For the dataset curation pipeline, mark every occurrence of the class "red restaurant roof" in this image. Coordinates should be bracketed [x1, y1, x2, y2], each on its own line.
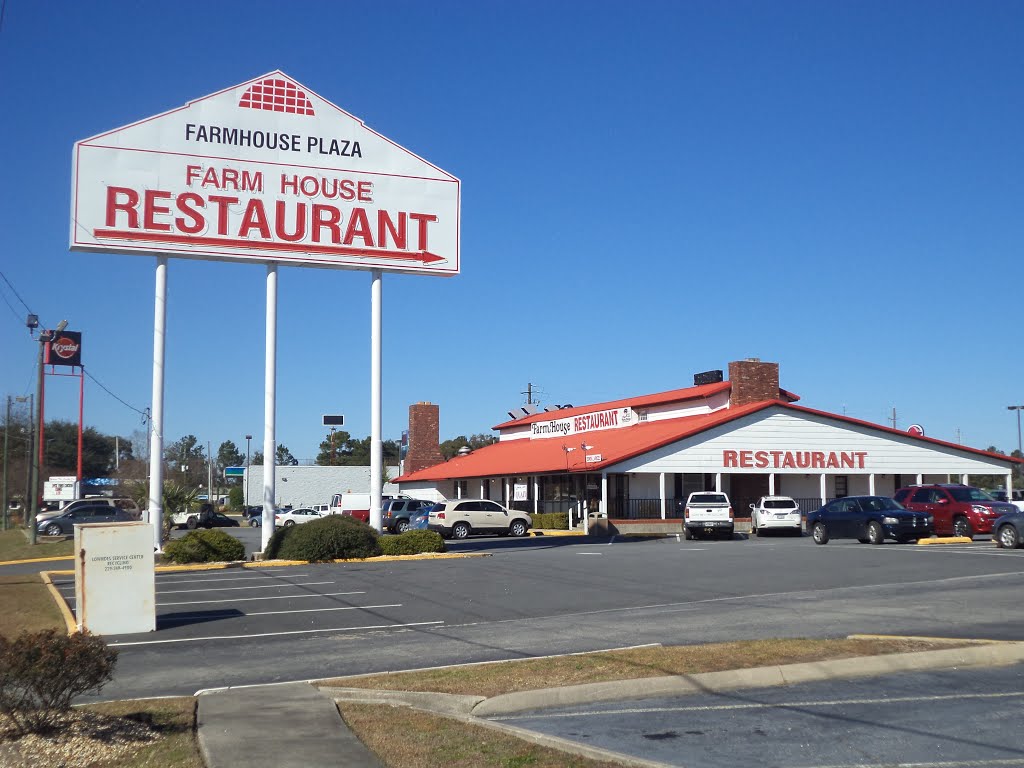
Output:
[397, 400, 1022, 483]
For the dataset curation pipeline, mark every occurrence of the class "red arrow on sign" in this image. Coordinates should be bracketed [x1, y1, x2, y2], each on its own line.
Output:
[92, 229, 445, 264]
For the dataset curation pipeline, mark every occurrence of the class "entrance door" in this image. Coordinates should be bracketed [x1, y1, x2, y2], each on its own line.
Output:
[729, 475, 770, 522]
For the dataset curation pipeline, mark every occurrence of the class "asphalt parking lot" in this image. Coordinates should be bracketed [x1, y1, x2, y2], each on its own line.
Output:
[39, 529, 1024, 701]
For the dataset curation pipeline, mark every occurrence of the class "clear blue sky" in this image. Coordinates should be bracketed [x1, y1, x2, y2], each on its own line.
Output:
[1, 0, 1022, 465]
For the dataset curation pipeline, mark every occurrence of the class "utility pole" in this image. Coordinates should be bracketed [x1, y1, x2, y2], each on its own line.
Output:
[522, 383, 535, 406]
[890, 407, 898, 429]
[2, 397, 10, 531]
[207, 440, 213, 506]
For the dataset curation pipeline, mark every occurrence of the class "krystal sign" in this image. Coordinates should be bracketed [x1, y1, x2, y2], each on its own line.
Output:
[46, 331, 82, 367]
[70, 72, 460, 275]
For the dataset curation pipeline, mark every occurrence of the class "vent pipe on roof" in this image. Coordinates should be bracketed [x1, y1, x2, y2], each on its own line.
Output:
[457, 446, 472, 457]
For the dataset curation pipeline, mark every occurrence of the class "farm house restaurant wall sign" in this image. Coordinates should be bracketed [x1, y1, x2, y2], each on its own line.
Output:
[70, 72, 460, 276]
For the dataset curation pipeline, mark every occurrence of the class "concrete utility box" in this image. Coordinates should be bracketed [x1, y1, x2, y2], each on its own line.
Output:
[74, 522, 155, 635]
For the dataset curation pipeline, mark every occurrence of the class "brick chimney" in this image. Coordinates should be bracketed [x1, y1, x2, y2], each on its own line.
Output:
[405, 402, 444, 474]
[728, 359, 780, 406]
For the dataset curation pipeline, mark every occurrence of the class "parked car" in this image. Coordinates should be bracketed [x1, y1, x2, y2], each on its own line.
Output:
[249, 513, 262, 528]
[199, 511, 240, 529]
[683, 492, 733, 540]
[426, 499, 532, 539]
[992, 510, 1024, 549]
[382, 498, 435, 533]
[808, 496, 932, 545]
[312, 504, 330, 515]
[408, 511, 430, 531]
[894, 484, 1017, 538]
[37, 504, 136, 537]
[242, 506, 263, 521]
[274, 507, 322, 527]
[749, 496, 802, 536]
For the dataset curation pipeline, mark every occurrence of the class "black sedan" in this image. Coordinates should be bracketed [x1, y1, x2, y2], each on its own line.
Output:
[808, 496, 932, 545]
[202, 511, 240, 529]
[993, 511, 1024, 549]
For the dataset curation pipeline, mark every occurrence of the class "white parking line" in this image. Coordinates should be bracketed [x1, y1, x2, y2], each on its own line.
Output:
[158, 590, 365, 606]
[153, 573, 313, 584]
[157, 580, 334, 594]
[158, 603, 402, 623]
[107, 620, 444, 647]
[576, 552, 603, 555]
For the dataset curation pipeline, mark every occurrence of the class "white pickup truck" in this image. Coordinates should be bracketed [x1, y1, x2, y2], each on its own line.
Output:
[683, 491, 734, 540]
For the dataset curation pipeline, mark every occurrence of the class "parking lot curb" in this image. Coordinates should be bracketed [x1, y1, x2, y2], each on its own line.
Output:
[531, 530, 585, 537]
[0, 555, 74, 566]
[468, 641, 1024, 717]
[918, 537, 974, 545]
[39, 571, 77, 634]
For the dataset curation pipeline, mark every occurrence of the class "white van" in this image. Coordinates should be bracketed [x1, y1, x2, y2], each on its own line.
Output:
[312, 504, 330, 516]
[328, 492, 410, 523]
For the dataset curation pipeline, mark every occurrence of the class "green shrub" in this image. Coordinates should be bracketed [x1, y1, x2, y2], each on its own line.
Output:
[530, 512, 569, 530]
[0, 630, 117, 735]
[162, 528, 246, 563]
[228, 486, 244, 510]
[380, 530, 446, 556]
[267, 515, 381, 562]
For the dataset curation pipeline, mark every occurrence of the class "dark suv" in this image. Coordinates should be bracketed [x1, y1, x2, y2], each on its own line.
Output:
[894, 484, 1017, 538]
[382, 499, 435, 533]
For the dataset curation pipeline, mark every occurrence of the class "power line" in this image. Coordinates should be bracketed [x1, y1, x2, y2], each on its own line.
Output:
[82, 367, 146, 418]
[0, 269, 35, 317]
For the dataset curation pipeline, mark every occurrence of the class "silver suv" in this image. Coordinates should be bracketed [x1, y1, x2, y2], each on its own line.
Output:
[426, 499, 532, 539]
[382, 499, 435, 533]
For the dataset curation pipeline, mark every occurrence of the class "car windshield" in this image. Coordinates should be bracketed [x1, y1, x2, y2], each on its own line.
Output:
[690, 494, 727, 505]
[949, 487, 995, 502]
[860, 497, 903, 512]
[764, 499, 797, 509]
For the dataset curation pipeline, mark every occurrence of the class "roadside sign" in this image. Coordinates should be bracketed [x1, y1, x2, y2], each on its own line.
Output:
[71, 71, 460, 276]
[224, 466, 245, 478]
[322, 415, 345, 426]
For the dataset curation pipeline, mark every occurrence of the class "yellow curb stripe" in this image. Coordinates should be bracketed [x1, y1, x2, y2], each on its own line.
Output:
[40, 571, 77, 635]
[918, 537, 974, 545]
[0, 555, 75, 566]
[531, 530, 584, 537]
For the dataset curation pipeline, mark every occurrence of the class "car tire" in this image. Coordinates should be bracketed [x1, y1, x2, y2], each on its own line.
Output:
[45, 523, 63, 537]
[953, 516, 973, 539]
[186, 516, 198, 530]
[867, 521, 885, 545]
[249, 519, 260, 528]
[857, 538, 869, 544]
[997, 524, 1020, 549]
[284, 520, 295, 527]
[396, 519, 410, 534]
[452, 522, 470, 540]
[812, 522, 828, 545]
[683, 527, 692, 540]
[510, 519, 528, 537]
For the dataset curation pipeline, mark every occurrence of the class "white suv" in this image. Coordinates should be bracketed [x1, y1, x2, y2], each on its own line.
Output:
[426, 499, 532, 539]
[749, 496, 802, 536]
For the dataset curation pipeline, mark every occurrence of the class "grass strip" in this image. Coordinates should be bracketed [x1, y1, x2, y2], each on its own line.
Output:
[0, 574, 67, 640]
[321, 637, 967, 698]
[0, 529, 74, 563]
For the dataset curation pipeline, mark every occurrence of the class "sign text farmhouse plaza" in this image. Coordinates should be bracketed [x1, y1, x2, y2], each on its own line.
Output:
[71, 72, 460, 275]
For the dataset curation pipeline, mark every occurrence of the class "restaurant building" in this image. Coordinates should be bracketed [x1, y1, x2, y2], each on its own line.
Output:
[396, 359, 1020, 532]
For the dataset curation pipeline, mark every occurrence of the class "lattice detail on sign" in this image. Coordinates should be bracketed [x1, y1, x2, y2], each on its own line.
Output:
[239, 77, 314, 115]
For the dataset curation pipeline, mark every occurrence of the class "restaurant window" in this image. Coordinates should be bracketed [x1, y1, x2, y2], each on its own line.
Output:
[835, 475, 848, 498]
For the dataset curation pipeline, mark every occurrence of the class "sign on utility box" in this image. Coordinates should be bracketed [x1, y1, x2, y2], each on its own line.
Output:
[74, 522, 155, 635]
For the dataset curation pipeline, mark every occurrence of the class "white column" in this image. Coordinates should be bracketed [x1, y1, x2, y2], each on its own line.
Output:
[148, 257, 168, 552]
[869, 474, 876, 495]
[480, 479, 485, 498]
[504, 478, 510, 507]
[819, 474, 827, 506]
[533, 477, 539, 514]
[1006, 474, 1014, 499]
[916, 473, 923, 485]
[768, 473, 775, 495]
[961, 474, 969, 485]
[261, 264, 278, 552]
[369, 269, 383, 533]
[715, 472, 722, 492]
[659, 472, 666, 520]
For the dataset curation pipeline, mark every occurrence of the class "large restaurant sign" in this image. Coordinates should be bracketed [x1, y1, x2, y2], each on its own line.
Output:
[531, 407, 637, 439]
[70, 72, 460, 275]
[723, 449, 869, 470]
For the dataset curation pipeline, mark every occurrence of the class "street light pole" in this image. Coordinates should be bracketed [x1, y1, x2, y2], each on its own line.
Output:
[245, 434, 252, 509]
[1008, 406, 1024, 484]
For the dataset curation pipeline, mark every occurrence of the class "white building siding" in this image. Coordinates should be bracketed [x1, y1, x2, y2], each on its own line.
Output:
[611, 409, 1012, 477]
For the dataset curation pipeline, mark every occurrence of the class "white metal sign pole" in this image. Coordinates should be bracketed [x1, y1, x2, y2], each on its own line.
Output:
[148, 257, 167, 551]
[261, 264, 278, 552]
[369, 269, 383, 533]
